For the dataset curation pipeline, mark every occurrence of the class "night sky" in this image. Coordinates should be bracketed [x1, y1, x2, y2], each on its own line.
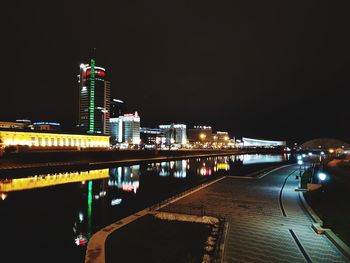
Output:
[2, 0, 350, 143]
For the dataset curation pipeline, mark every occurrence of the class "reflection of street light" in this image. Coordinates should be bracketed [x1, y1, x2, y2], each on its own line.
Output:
[1, 193, 7, 201]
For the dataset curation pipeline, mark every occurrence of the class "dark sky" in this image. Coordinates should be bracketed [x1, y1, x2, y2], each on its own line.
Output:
[2, 0, 350, 143]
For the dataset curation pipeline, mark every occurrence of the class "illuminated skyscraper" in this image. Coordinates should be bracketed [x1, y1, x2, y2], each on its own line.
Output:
[77, 59, 110, 135]
[110, 99, 127, 118]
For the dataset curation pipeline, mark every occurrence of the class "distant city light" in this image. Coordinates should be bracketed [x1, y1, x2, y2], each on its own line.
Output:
[111, 198, 122, 206]
[79, 212, 84, 222]
[297, 160, 303, 165]
[297, 155, 302, 160]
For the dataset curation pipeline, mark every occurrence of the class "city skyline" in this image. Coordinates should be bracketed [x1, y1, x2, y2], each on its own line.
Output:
[2, 0, 349, 143]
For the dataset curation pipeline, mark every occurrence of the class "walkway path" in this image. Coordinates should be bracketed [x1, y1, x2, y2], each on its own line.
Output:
[161, 165, 348, 262]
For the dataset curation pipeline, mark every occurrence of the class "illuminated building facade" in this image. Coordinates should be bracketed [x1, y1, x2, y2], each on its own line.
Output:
[77, 59, 110, 135]
[110, 112, 140, 144]
[188, 126, 213, 143]
[140, 128, 164, 146]
[242, 137, 286, 147]
[214, 131, 230, 142]
[0, 130, 110, 149]
[0, 120, 32, 130]
[33, 122, 61, 131]
[159, 124, 187, 145]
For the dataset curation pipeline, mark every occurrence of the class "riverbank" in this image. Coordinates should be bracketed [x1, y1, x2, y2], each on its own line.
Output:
[0, 148, 287, 177]
[304, 159, 350, 248]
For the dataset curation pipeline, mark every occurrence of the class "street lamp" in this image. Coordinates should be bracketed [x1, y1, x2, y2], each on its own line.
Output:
[298, 159, 303, 175]
[297, 160, 304, 188]
[318, 172, 327, 182]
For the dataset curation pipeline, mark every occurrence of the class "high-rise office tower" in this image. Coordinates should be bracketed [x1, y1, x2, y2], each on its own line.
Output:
[110, 99, 127, 118]
[77, 59, 110, 135]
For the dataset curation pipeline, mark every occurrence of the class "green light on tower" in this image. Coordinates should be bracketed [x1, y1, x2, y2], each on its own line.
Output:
[89, 59, 95, 133]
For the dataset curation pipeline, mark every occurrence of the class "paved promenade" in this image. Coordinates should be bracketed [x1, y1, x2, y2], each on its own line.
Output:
[161, 165, 348, 262]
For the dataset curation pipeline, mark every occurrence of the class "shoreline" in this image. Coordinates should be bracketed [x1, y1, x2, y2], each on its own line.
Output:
[0, 149, 289, 177]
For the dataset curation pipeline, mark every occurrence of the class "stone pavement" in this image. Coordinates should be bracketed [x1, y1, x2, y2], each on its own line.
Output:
[161, 165, 349, 263]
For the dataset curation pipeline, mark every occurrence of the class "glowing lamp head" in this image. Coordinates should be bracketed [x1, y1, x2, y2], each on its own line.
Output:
[297, 160, 303, 166]
[302, 154, 306, 158]
[308, 152, 313, 156]
[297, 155, 302, 160]
[318, 172, 327, 181]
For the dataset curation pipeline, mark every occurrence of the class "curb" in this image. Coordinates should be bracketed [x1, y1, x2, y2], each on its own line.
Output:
[298, 192, 350, 261]
[324, 229, 350, 261]
[298, 191, 323, 225]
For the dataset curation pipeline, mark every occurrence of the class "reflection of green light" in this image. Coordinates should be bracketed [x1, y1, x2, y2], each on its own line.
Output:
[87, 181, 93, 238]
[89, 59, 95, 133]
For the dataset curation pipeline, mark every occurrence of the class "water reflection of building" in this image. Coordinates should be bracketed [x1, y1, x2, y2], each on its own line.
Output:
[197, 160, 213, 176]
[157, 160, 188, 178]
[74, 176, 111, 247]
[238, 154, 285, 164]
[0, 169, 109, 194]
[108, 165, 140, 193]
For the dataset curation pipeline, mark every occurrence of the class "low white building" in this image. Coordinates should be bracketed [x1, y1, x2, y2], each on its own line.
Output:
[110, 112, 140, 144]
[242, 137, 286, 148]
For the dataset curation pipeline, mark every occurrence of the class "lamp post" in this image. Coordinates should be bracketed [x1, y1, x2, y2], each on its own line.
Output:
[298, 159, 303, 188]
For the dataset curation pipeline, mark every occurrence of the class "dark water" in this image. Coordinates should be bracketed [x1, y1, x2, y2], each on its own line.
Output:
[0, 154, 290, 262]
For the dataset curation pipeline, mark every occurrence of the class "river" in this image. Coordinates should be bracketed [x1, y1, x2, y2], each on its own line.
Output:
[0, 153, 290, 262]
